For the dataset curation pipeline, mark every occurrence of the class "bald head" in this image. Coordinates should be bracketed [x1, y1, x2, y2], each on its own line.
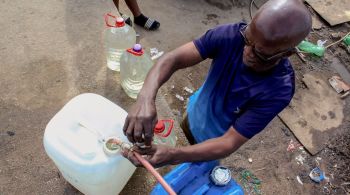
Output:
[251, 0, 312, 48]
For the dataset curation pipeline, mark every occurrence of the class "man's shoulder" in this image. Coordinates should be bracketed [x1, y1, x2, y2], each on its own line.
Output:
[264, 59, 295, 101]
[211, 21, 246, 35]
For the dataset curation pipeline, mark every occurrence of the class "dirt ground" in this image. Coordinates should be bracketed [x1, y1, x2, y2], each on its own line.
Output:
[0, 0, 349, 195]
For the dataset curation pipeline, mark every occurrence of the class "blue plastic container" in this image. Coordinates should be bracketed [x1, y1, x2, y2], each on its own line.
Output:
[151, 161, 244, 195]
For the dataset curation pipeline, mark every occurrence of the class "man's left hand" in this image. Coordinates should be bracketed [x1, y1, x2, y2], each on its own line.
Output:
[122, 144, 176, 168]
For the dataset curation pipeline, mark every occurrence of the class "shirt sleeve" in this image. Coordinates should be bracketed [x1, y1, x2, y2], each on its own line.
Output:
[193, 25, 231, 59]
[234, 99, 290, 139]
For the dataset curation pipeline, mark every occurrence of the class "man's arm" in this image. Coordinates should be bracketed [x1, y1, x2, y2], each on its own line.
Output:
[172, 126, 248, 163]
[123, 42, 203, 145]
[126, 126, 248, 167]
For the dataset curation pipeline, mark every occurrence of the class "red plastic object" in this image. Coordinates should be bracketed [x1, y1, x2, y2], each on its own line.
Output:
[104, 13, 124, 27]
[154, 119, 174, 138]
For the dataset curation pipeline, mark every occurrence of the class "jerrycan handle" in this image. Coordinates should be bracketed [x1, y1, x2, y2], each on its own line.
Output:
[104, 13, 116, 27]
[154, 119, 174, 138]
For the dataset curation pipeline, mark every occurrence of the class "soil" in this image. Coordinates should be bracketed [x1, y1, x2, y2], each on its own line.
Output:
[0, 0, 349, 195]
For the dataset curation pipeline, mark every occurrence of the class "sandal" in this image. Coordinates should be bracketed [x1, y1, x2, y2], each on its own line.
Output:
[134, 14, 160, 31]
[120, 13, 133, 27]
[143, 18, 160, 30]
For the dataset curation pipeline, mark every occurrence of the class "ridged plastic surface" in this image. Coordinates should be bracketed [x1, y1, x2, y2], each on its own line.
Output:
[43, 93, 136, 195]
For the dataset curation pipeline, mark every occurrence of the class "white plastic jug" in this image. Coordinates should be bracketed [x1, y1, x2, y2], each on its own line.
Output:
[120, 44, 153, 99]
[104, 13, 136, 71]
[43, 93, 136, 195]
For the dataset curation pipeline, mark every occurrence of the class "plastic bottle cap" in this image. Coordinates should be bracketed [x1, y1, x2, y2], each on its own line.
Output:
[133, 44, 142, 52]
[154, 120, 165, 133]
[116, 17, 125, 27]
[210, 166, 231, 186]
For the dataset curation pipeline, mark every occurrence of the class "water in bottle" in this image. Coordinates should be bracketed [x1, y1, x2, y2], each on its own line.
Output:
[104, 13, 136, 71]
[120, 44, 153, 99]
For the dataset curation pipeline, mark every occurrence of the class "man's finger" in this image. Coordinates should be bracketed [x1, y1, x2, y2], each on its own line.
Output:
[123, 116, 130, 135]
[143, 126, 154, 146]
[125, 121, 135, 143]
[143, 122, 154, 146]
[122, 150, 142, 167]
[134, 146, 156, 155]
[128, 151, 142, 167]
[134, 122, 143, 143]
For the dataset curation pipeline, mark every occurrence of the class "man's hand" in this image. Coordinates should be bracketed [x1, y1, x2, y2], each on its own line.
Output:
[123, 95, 157, 146]
[122, 42, 202, 146]
[122, 144, 175, 168]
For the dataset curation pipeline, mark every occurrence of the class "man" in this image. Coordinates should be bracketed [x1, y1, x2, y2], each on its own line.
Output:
[122, 0, 311, 167]
[113, 0, 160, 30]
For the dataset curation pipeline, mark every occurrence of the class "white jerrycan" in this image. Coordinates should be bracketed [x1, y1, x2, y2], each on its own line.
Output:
[43, 93, 136, 195]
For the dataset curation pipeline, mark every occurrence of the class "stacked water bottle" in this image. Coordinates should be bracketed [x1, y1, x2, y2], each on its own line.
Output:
[104, 13, 176, 146]
[104, 13, 152, 98]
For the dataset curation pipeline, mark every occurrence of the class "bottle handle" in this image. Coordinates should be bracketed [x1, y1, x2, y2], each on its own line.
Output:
[156, 119, 174, 138]
[104, 13, 116, 27]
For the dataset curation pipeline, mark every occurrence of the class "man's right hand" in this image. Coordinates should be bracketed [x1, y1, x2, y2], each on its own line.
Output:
[122, 42, 202, 146]
[123, 95, 157, 146]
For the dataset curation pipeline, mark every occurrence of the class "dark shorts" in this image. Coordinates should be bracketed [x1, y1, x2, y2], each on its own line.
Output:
[180, 113, 196, 145]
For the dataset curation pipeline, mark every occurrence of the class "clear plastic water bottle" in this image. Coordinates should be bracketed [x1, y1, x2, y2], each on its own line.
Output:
[104, 13, 136, 71]
[153, 119, 177, 147]
[120, 44, 153, 99]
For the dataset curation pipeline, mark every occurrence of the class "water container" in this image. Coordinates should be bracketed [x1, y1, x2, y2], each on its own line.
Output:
[43, 93, 136, 195]
[120, 44, 153, 99]
[151, 161, 244, 195]
[153, 119, 177, 147]
[104, 13, 136, 71]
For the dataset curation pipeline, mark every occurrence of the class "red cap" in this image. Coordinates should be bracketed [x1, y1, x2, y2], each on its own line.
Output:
[116, 17, 125, 27]
[154, 120, 165, 133]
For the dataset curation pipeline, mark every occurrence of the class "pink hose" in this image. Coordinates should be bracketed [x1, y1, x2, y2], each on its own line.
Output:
[110, 139, 176, 194]
[133, 152, 176, 195]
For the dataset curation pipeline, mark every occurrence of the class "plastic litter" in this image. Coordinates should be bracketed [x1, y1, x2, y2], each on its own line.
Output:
[287, 139, 301, 152]
[344, 34, 350, 46]
[309, 167, 325, 183]
[150, 48, 164, 60]
[315, 157, 322, 166]
[297, 40, 325, 57]
[296, 176, 303, 185]
[239, 169, 261, 195]
[295, 154, 305, 165]
[317, 40, 327, 47]
[183, 86, 194, 93]
[175, 94, 184, 101]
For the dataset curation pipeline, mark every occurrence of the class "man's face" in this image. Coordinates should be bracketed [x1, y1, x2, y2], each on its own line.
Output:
[241, 24, 295, 72]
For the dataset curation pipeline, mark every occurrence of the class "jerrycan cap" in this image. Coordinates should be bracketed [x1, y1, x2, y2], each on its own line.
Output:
[154, 120, 165, 133]
[115, 17, 125, 27]
[210, 166, 231, 186]
[103, 137, 121, 156]
[154, 119, 174, 137]
[127, 44, 144, 56]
